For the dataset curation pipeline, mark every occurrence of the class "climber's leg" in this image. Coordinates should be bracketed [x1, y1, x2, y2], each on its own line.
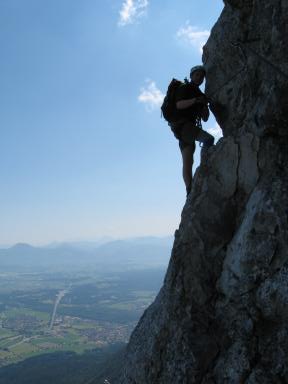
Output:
[196, 129, 215, 160]
[180, 141, 195, 196]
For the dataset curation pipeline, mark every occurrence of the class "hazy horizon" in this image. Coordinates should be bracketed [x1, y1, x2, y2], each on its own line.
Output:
[0, 233, 174, 249]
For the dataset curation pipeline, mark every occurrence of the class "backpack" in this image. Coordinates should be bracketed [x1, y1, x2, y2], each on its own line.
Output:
[161, 78, 185, 123]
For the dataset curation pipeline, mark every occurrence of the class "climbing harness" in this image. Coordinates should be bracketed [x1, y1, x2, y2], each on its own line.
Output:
[195, 116, 203, 130]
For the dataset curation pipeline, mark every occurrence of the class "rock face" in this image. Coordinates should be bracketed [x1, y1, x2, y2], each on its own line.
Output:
[121, 1, 288, 383]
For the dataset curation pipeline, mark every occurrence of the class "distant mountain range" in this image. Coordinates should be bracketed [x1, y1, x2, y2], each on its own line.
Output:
[0, 236, 173, 270]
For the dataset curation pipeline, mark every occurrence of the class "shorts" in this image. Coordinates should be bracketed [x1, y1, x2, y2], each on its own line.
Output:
[169, 119, 201, 151]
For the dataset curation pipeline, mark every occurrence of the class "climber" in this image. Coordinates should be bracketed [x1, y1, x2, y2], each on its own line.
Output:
[169, 65, 214, 196]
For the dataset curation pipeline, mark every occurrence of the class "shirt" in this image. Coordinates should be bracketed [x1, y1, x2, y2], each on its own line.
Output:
[174, 82, 205, 122]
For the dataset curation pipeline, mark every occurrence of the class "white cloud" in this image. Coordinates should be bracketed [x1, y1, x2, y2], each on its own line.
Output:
[138, 80, 165, 112]
[118, 0, 149, 26]
[177, 22, 210, 53]
[207, 123, 223, 142]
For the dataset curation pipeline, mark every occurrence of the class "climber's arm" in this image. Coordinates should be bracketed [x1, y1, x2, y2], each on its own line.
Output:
[176, 96, 207, 110]
[201, 104, 210, 122]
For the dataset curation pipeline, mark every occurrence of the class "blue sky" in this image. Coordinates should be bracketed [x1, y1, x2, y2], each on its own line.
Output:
[0, 0, 224, 246]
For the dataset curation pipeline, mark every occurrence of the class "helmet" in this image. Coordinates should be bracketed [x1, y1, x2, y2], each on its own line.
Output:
[190, 65, 206, 77]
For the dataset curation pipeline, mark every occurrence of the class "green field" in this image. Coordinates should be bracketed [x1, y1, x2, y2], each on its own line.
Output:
[3, 308, 50, 322]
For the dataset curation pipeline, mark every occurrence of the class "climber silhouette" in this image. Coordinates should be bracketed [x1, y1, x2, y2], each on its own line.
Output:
[169, 65, 214, 196]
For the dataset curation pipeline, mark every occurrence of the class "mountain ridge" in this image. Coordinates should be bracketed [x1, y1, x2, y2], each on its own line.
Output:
[0, 236, 173, 269]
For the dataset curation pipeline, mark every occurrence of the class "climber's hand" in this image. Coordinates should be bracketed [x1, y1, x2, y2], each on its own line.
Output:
[195, 96, 208, 105]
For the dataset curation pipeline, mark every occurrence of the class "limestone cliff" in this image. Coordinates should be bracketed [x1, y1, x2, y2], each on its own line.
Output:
[121, 0, 288, 382]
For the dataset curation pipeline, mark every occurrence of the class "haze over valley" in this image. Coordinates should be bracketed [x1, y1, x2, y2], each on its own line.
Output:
[0, 237, 172, 383]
